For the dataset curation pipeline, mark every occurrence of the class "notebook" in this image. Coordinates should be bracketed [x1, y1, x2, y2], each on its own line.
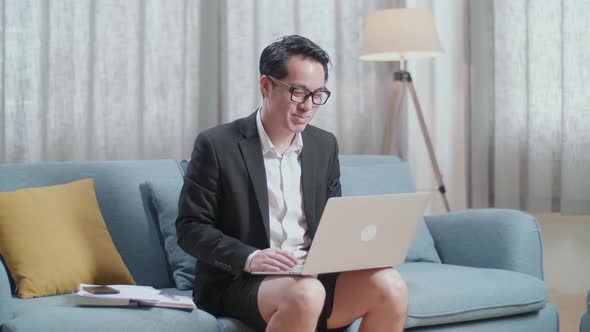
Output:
[74, 284, 195, 310]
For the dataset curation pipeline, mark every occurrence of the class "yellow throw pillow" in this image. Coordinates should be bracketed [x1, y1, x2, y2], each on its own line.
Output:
[0, 178, 135, 298]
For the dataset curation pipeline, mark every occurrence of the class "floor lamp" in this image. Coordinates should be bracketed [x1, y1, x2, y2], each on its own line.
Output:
[359, 8, 451, 212]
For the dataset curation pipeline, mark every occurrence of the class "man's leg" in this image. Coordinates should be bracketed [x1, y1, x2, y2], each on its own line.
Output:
[258, 276, 326, 332]
[327, 268, 408, 332]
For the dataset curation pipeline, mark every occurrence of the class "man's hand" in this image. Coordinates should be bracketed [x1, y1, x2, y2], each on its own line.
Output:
[249, 248, 299, 272]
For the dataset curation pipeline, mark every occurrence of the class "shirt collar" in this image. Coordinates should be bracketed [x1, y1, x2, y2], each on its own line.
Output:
[256, 109, 303, 156]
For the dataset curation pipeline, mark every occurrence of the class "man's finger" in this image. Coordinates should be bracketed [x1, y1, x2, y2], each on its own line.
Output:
[260, 263, 280, 272]
[264, 257, 291, 271]
[270, 253, 297, 268]
[275, 249, 299, 265]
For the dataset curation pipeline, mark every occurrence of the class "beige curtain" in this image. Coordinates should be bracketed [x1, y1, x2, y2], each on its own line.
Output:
[470, 0, 590, 215]
[0, 0, 212, 162]
[0, 0, 402, 164]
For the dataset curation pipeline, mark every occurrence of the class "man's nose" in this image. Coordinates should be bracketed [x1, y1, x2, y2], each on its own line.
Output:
[298, 96, 314, 111]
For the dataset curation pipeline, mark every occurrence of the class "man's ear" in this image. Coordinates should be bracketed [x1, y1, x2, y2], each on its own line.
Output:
[260, 75, 271, 98]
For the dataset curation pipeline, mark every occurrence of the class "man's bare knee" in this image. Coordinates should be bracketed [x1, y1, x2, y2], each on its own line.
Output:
[282, 278, 326, 317]
[372, 269, 408, 316]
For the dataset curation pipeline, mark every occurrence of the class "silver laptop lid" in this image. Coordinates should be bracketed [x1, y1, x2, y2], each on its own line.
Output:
[302, 192, 431, 275]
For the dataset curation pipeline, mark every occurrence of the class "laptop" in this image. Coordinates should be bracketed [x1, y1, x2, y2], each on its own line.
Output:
[252, 192, 431, 276]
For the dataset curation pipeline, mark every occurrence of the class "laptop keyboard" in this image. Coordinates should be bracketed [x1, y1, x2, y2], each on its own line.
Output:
[289, 264, 304, 273]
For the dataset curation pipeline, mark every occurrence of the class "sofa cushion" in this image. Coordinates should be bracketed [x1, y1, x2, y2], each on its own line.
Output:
[217, 317, 258, 332]
[6, 291, 218, 332]
[346, 305, 559, 332]
[0, 179, 135, 299]
[146, 180, 196, 290]
[339, 162, 441, 264]
[180, 160, 189, 175]
[192, 304, 561, 332]
[403, 221, 440, 264]
[397, 262, 547, 328]
[0, 160, 184, 289]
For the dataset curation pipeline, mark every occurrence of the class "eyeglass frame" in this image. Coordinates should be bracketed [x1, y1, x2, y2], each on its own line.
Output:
[266, 75, 331, 105]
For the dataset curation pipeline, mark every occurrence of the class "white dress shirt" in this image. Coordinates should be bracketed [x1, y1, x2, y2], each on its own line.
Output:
[244, 110, 311, 271]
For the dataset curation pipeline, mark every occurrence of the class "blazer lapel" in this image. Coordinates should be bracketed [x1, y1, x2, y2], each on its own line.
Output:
[238, 113, 270, 243]
[301, 131, 317, 236]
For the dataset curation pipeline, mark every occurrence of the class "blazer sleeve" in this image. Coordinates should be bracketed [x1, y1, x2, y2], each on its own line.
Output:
[327, 134, 342, 199]
[176, 132, 257, 276]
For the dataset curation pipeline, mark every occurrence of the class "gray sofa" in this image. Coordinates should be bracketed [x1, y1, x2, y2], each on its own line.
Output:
[0, 155, 559, 331]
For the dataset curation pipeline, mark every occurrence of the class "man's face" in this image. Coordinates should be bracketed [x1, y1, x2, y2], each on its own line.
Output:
[261, 55, 327, 134]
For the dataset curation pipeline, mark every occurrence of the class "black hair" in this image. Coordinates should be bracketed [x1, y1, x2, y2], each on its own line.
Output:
[259, 35, 331, 82]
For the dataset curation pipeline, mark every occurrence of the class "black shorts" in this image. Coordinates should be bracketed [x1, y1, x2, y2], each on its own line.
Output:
[219, 272, 352, 332]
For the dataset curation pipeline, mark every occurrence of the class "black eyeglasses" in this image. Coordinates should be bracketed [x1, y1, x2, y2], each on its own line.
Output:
[267, 76, 331, 105]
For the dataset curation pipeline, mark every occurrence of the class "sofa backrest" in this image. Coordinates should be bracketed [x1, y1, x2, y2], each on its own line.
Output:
[0, 155, 431, 292]
[339, 155, 415, 195]
[0, 160, 182, 289]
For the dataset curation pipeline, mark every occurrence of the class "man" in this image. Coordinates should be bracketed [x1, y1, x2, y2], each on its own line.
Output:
[177, 35, 408, 332]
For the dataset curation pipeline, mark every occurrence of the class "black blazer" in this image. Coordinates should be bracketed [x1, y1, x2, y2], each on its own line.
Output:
[176, 111, 341, 314]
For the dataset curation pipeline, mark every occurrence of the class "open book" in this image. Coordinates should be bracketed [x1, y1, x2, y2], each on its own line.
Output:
[74, 284, 195, 310]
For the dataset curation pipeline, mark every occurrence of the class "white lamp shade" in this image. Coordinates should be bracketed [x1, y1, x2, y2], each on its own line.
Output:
[359, 8, 444, 61]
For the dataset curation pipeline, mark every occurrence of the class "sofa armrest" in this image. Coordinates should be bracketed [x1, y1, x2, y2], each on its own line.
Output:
[424, 209, 544, 280]
[0, 258, 14, 325]
[581, 291, 590, 332]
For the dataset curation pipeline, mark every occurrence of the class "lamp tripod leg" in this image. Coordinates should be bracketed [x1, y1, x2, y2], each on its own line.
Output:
[406, 80, 451, 212]
[384, 79, 407, 154]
